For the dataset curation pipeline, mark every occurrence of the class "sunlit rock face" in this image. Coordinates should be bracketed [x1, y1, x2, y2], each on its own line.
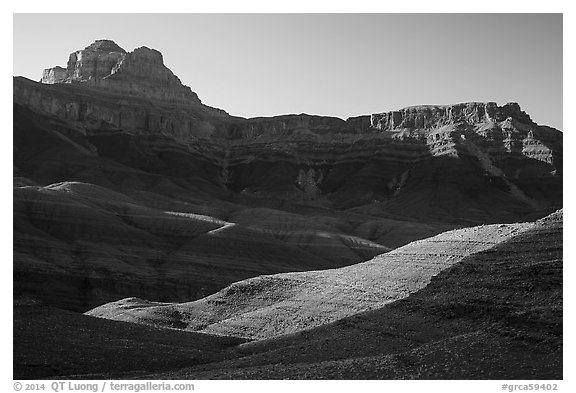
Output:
[63, 40, 126, 82]
[40, 66, 67, 84]
[369, 102, 531, 130]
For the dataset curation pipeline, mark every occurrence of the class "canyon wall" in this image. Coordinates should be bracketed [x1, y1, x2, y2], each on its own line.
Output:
[20, 39, 562, 175]
[13, 39, 563, 311]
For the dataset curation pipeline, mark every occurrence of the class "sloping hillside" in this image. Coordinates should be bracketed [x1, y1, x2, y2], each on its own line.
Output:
[87, 219, 535, 340]
[14, 180, 392, 312]
[16, 211, 561, 380]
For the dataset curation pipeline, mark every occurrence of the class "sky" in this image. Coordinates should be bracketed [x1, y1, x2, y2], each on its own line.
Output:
[13, 13, 563, 129]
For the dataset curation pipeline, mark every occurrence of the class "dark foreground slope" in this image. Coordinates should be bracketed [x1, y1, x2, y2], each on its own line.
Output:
[148, 210, 562, 379]
[13, 304, 245, 379]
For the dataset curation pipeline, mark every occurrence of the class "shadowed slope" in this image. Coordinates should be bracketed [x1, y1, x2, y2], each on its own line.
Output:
[16, 181, 376, 311]
[88, 219, 534, 340]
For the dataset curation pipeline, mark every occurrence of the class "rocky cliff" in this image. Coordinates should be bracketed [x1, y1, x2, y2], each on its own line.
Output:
[42, 39, 203, 106]
[369, 102, 532, 130]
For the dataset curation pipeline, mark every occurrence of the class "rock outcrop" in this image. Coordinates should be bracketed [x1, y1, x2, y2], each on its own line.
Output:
[369, 102, 532, 130]
[40, 66, 67, 84]
[62, 40, 126, 82]
[30, 40, 230, 143]
[41, 39, 202, 106]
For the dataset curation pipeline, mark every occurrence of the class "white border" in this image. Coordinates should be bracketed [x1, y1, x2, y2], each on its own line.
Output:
[4, 2, 573, 391]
